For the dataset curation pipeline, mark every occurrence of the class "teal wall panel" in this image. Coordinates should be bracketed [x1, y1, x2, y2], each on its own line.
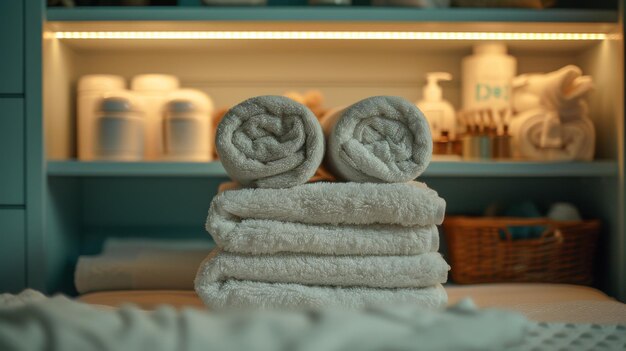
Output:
[24, 0, 45, 291]
[0, 209, 25, 293]
[0, 99, 24, 205]
[0, 1, 24, 93]
[45, 178, 81, 294]
[80, 177, 226, 253]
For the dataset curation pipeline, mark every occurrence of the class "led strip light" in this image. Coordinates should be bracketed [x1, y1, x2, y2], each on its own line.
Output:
[52, 31, 607, 41]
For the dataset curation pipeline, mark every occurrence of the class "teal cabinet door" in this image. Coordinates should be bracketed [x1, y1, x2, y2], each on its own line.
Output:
[0, 210, 25, 293]
[0, 1, 23, 93]
[0, 99, 24, 205]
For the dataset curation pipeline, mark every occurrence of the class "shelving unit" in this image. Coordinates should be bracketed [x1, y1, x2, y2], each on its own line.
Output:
[47, 160, 618, 178]
[24, 3, 624, 300]
[46, 7, 618, 23]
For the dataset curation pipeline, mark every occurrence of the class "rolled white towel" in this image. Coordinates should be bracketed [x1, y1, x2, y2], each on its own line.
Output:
[75, 243, 214, 294]
[216, 95, 324, 188]
[509, 108, 595, 161]
[321, 96, 433, 183]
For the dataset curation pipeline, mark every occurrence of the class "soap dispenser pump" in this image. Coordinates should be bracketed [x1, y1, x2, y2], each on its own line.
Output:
[417, 72, 457, 141]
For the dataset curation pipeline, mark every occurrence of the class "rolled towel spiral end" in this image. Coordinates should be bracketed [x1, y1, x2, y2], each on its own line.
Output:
[216, 95, 325, 188]
[323, 96, 433, 183]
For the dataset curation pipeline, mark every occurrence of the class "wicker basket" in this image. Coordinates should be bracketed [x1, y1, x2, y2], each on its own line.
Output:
[443, 216, 600, 285]
[452, 0, 555, 8]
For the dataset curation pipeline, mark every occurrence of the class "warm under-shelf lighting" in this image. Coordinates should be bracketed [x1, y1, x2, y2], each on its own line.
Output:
[52, 31, 607, 41]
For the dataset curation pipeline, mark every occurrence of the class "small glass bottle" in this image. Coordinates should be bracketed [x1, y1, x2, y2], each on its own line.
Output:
[462, 125, 477, 160]
[492, 125, 512, 159]
[433, 130, 452, 155]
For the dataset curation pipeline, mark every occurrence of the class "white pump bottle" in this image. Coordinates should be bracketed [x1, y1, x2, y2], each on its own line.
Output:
[417, 72, 457, 140]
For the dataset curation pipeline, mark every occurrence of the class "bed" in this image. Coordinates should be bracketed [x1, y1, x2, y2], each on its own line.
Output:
[78, 283, 626, 324]
[2, 285, 625, 351]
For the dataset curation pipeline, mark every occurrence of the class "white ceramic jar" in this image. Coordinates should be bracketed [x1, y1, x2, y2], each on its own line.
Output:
[77, 75, 126, 161]
[95, 94, 145, 161]
[163, 89, 214, 162]
[131, 74, 180, 160]
[462, 43, 517, 110]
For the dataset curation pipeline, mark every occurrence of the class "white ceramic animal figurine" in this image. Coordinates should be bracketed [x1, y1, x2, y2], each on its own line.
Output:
[509, 65, 595, 161]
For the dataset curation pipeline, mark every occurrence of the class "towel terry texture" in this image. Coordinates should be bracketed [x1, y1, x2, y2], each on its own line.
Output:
[216, 95, 324, 188]
[321, 96, 432, 183]
[197, 279, 448, 310]
[197, 249, 449, 289]
[209, 215, 439, 255]
[195, 249, 449, 310]
[196, 181, 448, 309]
[195, 95, 448, 310]
[207, 181, 444, 255]
[0, 291, 530, 351]
[209, 181, 446, 227]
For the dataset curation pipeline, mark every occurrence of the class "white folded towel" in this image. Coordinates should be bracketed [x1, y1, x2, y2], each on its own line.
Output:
[197, 249, 449, 289]
[209, 181, 446, 227]
[197, 280, 448, 310]
[75, 240, 214, 294]
[195, 248, 450, 309]
[209, 205, 439, 255]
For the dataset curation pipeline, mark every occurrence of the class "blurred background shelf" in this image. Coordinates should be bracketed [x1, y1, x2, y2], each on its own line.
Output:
[47, 160, 227, 177]
[27, 0, 625, 301]
[47, 160, 618, 177]
[46, 7, 618, 23]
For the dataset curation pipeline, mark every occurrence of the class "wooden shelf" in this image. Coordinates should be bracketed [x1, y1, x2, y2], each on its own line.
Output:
[423, 160, 618, 177]
[47, 160, 618, 178]
[46, 7, 618, 23]
[47, 161, 228, 177]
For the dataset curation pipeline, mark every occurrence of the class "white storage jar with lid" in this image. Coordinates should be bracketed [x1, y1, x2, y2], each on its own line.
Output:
[131, 74, 180, 160]
[77, 75, 126, 161]
[95, 93, 145, 161]
[163, 89, 214, 162]
[462, 43, 517, 110]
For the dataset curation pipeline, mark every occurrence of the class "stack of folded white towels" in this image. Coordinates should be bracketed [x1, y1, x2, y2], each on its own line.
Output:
[195, 95, 450, 310]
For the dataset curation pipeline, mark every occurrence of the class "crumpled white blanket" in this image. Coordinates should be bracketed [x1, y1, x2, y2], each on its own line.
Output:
[0, 291, 529, 351]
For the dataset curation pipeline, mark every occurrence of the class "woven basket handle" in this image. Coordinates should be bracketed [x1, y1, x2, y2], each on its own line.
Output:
[498, 221, 561, 243]
[540, 227, 564, 244]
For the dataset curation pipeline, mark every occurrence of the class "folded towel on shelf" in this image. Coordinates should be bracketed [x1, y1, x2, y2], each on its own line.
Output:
[195, 249, 450, 309]
[208, 181, 446, 228]
[509, 108, 595, 161]
[209, 181, 440, 255]
[216, 95, 324, 188]
[321, 96, 432, 183]
[208, 212, 439, 255]
[197, 280, 448, 310]
[197, 249, 449, 289]
[75, 245, 213, 294]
